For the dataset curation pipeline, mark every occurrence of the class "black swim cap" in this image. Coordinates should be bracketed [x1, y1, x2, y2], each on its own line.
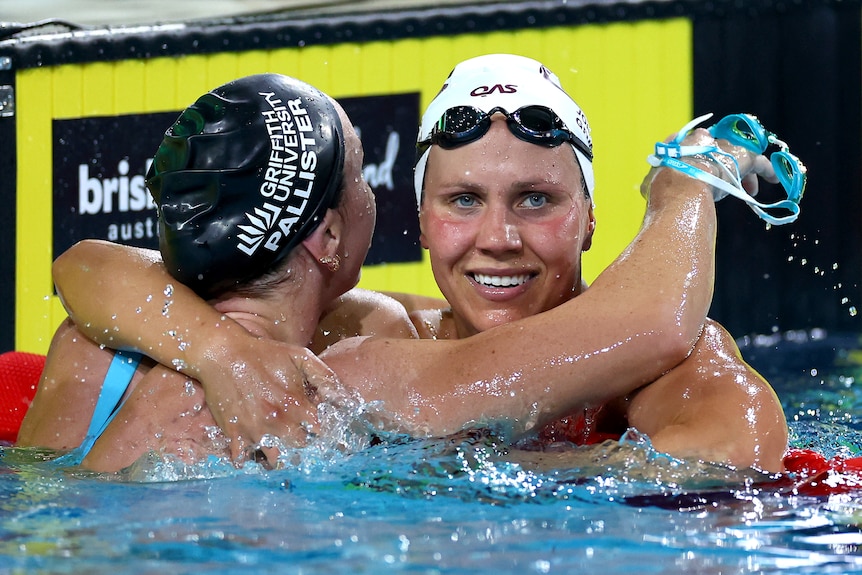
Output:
[146, 73, 345, 298]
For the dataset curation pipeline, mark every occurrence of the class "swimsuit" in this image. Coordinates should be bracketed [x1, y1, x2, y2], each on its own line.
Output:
[51, 350, 141, 466]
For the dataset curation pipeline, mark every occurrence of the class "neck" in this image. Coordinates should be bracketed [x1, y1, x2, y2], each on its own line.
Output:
[213, 268, 335, 348]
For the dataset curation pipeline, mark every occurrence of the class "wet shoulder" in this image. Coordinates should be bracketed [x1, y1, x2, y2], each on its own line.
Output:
[312, 288, 419, 352]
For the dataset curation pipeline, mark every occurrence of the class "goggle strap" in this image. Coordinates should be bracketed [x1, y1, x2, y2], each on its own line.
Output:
[647, 153, 800, 225]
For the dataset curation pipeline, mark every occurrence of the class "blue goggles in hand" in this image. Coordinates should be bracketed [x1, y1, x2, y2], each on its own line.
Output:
[416, 105, 593, 162]
[648, 112, 807, 225]
[709, 114, 806, 205]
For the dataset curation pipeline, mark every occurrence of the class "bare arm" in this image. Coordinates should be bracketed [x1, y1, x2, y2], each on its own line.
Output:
[626, 319, 788, 473]
[320, 164, 721, 435]
[17, 319, 139, 449]
[52, 243, 331, 459]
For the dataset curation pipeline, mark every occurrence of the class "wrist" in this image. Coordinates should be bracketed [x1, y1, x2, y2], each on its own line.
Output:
[643, 163, 715, 208]
[188, 318, 255, 381]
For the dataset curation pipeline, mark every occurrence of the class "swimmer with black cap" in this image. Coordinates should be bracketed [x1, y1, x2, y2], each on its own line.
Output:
[51, 54, 788, 473]
[19, 73, 416, 470]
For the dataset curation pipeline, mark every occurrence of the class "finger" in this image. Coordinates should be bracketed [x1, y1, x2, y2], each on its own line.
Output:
[229, 435, 248, 462]
[260, 446, 282, 468]
[751, 154, 778, 184]
[741, 173, 759, 197]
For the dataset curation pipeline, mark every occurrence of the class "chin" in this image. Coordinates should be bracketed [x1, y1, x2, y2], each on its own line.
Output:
[473, 310, 527, 333]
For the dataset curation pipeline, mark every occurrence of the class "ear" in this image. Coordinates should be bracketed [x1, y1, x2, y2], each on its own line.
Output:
[418, 208, 430, 250]
[301, 208, 342, 262]
[582, 204, 596, 252]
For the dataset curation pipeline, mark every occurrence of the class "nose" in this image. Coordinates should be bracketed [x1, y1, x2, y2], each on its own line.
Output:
[475, 204, 522, 254]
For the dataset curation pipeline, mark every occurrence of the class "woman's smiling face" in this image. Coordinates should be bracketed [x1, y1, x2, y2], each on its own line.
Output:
[419, 116, 595, 338]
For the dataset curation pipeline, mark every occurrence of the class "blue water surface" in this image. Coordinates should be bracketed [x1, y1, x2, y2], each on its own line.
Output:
[3, 331, 862, 575]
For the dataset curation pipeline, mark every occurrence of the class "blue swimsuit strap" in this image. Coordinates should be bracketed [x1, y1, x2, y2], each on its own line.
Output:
[51, 350, 141, 467]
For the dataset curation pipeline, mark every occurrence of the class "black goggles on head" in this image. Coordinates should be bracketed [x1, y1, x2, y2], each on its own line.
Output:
[416, 105, 593, 162]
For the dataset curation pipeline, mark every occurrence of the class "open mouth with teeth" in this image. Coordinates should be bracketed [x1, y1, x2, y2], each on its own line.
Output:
[470, 272, 534, 288]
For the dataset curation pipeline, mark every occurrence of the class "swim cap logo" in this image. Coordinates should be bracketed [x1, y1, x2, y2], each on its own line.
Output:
[470, 84, 517, 97]
[236, 202, 282, 255]
[575, 108, 592, 151]
[236, 92, 319, 256]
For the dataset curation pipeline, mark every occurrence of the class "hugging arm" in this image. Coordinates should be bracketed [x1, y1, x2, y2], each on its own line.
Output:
[626, 320, 788, 472]
[322, 163, 722, 435]
[55, 180, 714, 454]
[321, 131, 782, 443]
[52, 242, 330, 461]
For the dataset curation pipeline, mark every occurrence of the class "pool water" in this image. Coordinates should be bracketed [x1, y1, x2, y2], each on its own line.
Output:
[3, 331, 862, 574]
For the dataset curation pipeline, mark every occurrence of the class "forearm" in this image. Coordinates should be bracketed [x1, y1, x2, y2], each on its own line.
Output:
[53, 239, 236, 380]
[592, 165, 717, 351]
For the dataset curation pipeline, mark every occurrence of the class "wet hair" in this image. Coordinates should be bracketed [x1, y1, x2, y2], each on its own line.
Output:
[146, 73, 345, 299]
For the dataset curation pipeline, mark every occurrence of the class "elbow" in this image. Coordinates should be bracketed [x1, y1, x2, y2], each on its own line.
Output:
[649, 302, 703, 372]
[53, 239, 104, 284]
[52, 240, 96, 313]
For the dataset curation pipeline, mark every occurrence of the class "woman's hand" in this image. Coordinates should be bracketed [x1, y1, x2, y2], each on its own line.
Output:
[194, 333, 339, 466]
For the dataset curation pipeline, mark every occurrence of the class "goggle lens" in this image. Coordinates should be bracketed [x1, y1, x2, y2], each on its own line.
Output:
[772, 150, 806, 203]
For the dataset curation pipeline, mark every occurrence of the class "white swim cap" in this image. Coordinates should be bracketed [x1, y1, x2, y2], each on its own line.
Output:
[414, 54, 594, 209]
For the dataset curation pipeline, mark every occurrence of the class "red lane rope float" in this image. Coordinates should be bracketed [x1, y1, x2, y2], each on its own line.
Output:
[778, 448, 862, 496]
[0, 351, 45, 443]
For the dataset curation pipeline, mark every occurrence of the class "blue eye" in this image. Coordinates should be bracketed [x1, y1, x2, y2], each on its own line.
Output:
[521, 194, 547, 208]
[454, 195, 477, 207]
